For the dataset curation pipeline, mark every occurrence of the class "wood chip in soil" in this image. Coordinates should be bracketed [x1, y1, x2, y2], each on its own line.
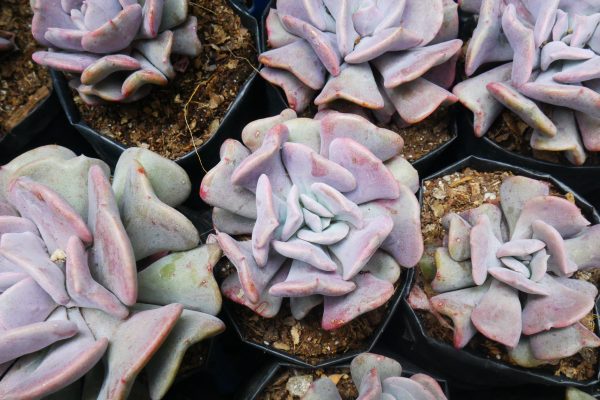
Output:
[74, 0, 257, 160]
[0, 0, 51, 136]
[488, 110, 600, 166]
[259, 367, 357, 400]
[418, 167, 599, 381]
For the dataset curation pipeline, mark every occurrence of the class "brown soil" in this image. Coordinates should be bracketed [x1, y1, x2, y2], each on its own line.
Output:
[76, 0, 257, 160]
[418, 167, 599, 381]
[385, 107, 454, 163]
[259, 367, 358, 400]
[218, 261, 399, 365]
[488, 110, 600, 166]
[0, 0, 51, 136]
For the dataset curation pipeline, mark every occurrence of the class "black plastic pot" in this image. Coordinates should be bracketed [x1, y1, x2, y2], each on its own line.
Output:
[398, 155, 600, 388]
[222, 267, 414, 369]
[53, 0, 281, 178]
[238, 351, 451, 400]
[458, 110, 600, 206]
[0, 87, 60, 160]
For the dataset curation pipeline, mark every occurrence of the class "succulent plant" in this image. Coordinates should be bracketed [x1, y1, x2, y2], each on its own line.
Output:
[200, 109, 423, 330]
[0, 145, 224, 399]
[303, 352, 448, 400]
[454, 0, 600, 165]
[0, 31, 16, 53]
[30, 0, 201, 104]
[260, 0, 462, 125]
[410, 175, 600, 367]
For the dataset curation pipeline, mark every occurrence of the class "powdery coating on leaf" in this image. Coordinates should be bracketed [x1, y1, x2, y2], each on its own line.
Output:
[31, 0, 202, 103]
[0, 146, 224, 399]
[261, 0, 462, 124]
[201, 111, 422, 330]
[420, 174, 600, 365]
[455, 0, 600, 164]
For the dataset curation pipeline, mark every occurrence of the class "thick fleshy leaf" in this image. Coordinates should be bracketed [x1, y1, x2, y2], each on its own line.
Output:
[221, 266, 288, 318]
[80, 55, 140, 86]
[470, 214, 502, 285]
[410, 374, 447, 400]
[502, 4, 536, 87]
[138, 245, 222, 315]
[488, 267, 548, 295]
[0, 278, 56, 330]
[120, 159, 199, 260]
[0, 308, 108, 399]
[576, 112, 600, 152]
[554, 57, 600, 84]
[532, 220, 577, 276]
[88, 165, 137, 306]
[563, 225, 600, 270]
[260, 40, 327, 90]
[280, 15, 342, 76]
[66, 236, 129, 319]
[325, 0, 360, 56]
[497, 239, 545, 258]
[388, 77, 458, 124]
[329, 138, 400, 204]
[266, 9, 299, 48]
[464, 0, 513, 76]
[272, 239, 337, 272]
[314, 63, 384, 109]
[282, 141, 356, 193]
[141, 307, 225, 400]
[508, 336, 548, 368]
[277, 0, 332, 32]
[303, 377, 342, 400]
[570, 13, 600, 48]
[500, 175, 549, 236]
[232, 125, 292, 196]
[345, 27, 422, 64]
[460, 203, 505, 241]
[290, 295, 322, 320]
[252, 175, 280, 266]
[399, 0, 444, 45]
[241, 109, 297, 152]
[430, 282, 489, 348]
[540, 41, 594, 71]
[522, 274, 596, 335]
[297, 222, 350, 245]
[7, 174, 91, 249]
[487, 82, 556, 137]
[383, 376, 437, 400]
[0, 272, 27, 291]
[512, 195, 590, 240]
[216, 233, 285, 303]
[356, 368, 382, 399]
[471, 279, 521, 347]
[377, 185, 424, 268]
[351, 353, 402, 390]
[93, 304, 182, 400]
[566, 387, 597, 400]
[322, 273, 394, 330]
[200, 140, 256, 219]
[212, 207, 254, 235]
[500, 257, 531, 277]
[0, 232, 70, 305]
[260, 67, 315, 112]
[319, 112, 403, 161]
[432, 247, 474, 293]
[529, 323, 600, 361]
[82, 4, 142, 53]
[31, 0, 77, 47]
[453, 63, 513, 136]
[530, 108, 587, 165]
[0, 320, 77, 364]
[269, 260, 355, 297]
[373, 40, 462, 89]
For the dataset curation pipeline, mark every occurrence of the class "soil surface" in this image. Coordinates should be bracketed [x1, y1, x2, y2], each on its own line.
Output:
[218, 261, 399, 365]
[418, 167, 599, 381]
[259, 367, 357, 400]
[0, 0, 51, 136]
[76, 0, 257, 160]
[488, 110, 600, 166]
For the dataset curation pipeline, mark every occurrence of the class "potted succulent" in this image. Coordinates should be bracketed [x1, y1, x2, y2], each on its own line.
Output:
[453, 0, 600, 198]
[242, 352, 450, 399]
[0, 0, 59, 157]
[258, 0, 462, 174]
[200, 111, 424, 366]
[402, 156, 600, 387]
[31, 0, 276, 176]
[0, 145, 225, 398]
